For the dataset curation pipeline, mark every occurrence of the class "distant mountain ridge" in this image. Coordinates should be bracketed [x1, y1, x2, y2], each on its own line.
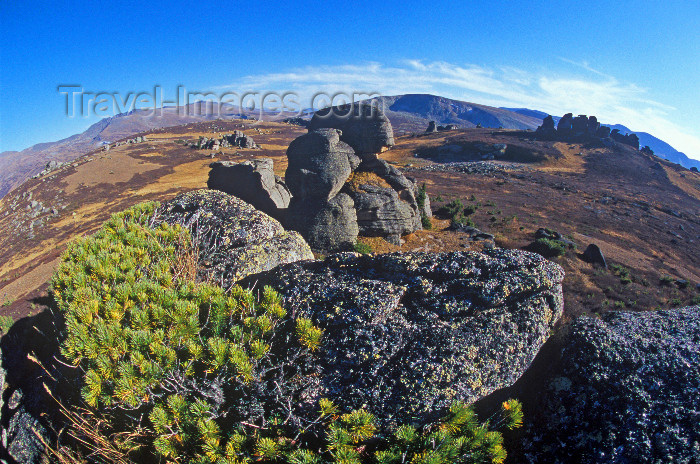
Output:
[504, 108, 700, 170]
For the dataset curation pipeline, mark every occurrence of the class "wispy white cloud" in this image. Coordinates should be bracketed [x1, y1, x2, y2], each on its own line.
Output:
[214, 60, 700, 159]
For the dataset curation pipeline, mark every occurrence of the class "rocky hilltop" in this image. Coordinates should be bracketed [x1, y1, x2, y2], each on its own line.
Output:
[0, 101, 698, 462]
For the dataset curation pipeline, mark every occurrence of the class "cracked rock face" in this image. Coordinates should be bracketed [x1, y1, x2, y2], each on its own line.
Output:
[152, 189, 313, 287]
[245, 248, 564, 427]
[525, 306, 700, 464]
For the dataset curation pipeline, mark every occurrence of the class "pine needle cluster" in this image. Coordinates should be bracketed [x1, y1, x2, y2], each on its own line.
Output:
[51, 201, 523, 463]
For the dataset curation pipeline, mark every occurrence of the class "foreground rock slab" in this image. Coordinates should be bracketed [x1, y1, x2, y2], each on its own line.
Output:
[526, 306, 700, 463]
[247, 248, 564, 427]
[153, 189, 313, 287]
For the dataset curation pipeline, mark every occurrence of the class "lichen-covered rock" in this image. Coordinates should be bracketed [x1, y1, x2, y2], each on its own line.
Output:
[307, 104, 394, 158]
[525, 306, 700, 463]
[285, 129, 355, 201]
[207, 158, 291, 218]
[245, 248, 564, 427]
[287, 193, 359, 252]
[153, 189, 313, 286]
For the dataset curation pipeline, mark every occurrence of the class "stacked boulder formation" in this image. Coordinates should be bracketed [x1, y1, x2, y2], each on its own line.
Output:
[207, 104, 427, 251]
[425, 121, 459, 133]
[193, 131, 256, 150]
[535, 113, 639, 149]
[287, 105, 425, 249]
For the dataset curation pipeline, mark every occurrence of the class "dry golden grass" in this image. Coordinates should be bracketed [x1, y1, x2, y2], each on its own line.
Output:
[0, 258, 60, 308]
[538, 143, 586, 174]
[130, 159, 210, 195]
[62, 154, 161, 194]
[663, 165, 700, 200]
[347, 171, 393, 191]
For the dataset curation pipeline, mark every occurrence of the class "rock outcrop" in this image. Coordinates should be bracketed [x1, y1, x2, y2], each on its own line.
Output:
[285, 113, 425, 251]
[307, 103, 394, 159]
[348, 161, 422, 244]
[426, 121, 438, 133]
[526, 306, 700, 463]
[207, 158, 291, 217]
[152, 189, 313, 287]
[245, 248, 565, 427]
[192, 131, 256, 150]
[0, 312, 60, 464]
[536, 113, 640, 149]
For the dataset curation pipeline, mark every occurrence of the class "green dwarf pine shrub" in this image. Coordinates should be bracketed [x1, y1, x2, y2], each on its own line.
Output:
[416, 183, 433, 230]
[52, 201, 523, 463]
[529, 238, 567, 258]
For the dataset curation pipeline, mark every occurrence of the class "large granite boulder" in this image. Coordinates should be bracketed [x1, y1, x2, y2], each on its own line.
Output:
[152, 189, 313, 287]
[535, 115, 557, 139]
[349, 158, 422, 243]
[245, 248, 565, 427]
[285, 112, 425, 250]
[556, 113, 574, 137]
[426, 121, 438, 133]
[207, 158, 291, 218]
[350, 182, 421, 245]
[285, 129, 355, 201]
[307, 104, 394, 158]
[572, 114, 589, 136]
[526, 306, 700, 463]
[287, 193, 359, 252]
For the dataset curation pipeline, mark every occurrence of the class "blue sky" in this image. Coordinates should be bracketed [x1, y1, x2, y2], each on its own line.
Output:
[1, 0, 699, 158]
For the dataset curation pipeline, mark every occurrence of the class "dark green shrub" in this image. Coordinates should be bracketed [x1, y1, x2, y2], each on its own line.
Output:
[51, 202, 523, 463]
[451, 215, 477, 229]
[416, 183, 428, 211]
[421, 214, 433, 230]
[529, 238, 567, 258]
[610, 264, 632, 284]
[438, 199, 464, 219]
[0, 315, 14, 335]
[353, 242, 373, 254]
[660, 275, 675, 286]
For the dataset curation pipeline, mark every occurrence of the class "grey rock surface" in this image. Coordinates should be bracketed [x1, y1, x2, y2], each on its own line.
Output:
[287, 193, 359, 252]
[525, 306, 700, 463]
[152, 189, 313, 287]
[207, 158, 291, 218]
[307, 104, 395, 158]
[247, 248, 564, 427]
[285, 129, 354, 201]
[351, 183, 421, 240]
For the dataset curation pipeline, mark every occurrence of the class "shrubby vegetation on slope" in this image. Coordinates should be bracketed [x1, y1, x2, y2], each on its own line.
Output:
[51, 201, 522, 463]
